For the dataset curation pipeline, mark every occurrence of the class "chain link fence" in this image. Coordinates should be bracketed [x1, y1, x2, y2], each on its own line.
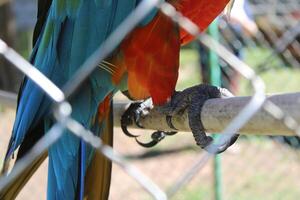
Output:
[0, 0, 300, 199]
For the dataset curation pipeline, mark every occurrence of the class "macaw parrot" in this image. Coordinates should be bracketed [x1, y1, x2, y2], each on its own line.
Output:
[0, 0, 236, 199]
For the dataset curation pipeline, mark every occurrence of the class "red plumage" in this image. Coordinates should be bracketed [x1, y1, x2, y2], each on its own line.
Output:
[119, 0, 230, 105]
[121, 11, 180, 105]
[175, 0, 230, 44]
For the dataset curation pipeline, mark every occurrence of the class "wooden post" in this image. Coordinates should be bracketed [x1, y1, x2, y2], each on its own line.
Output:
[1, 91, 300, 136]
[113, 93, 300, 136]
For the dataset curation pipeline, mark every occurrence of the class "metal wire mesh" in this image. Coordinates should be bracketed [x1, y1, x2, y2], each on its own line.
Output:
[0, 0, 300, 199]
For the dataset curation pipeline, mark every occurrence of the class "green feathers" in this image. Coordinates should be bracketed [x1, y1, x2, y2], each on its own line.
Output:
[52, 0, 83, 17]
[39, 20, 54, 52]
[53, 0, 112, 17]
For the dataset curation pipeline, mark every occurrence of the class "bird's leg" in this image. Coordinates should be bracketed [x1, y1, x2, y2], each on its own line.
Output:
[121, 99, 177, 147]
[159, 84, 239, 154]
[121, 84, 239, 151]
[121, 99, 153, 138]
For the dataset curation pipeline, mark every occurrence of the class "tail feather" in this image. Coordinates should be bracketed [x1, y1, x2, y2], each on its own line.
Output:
[174, 0, 231, 44]
[84, 108, 113, 200]
[0, 152, 47, 200]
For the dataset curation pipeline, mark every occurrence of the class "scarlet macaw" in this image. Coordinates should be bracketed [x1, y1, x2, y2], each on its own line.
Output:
[1, 0, 236, 199]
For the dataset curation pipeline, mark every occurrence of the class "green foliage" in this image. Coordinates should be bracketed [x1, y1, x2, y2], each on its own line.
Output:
[239, 47, 300, 95]
[16, 30, 33, 58]
[179, 47, 300, 96]
[172, 185, 212, 200]
[177, 47, 300, 200]
[177, 49, 201, 90]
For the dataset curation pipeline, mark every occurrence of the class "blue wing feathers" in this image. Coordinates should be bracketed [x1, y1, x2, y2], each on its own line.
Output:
[80, 141, 86, 200]
[7, 0, 160, 199]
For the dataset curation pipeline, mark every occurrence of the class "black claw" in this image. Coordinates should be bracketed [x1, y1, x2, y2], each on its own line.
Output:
[135, 131, 178, 148]
[136, 138, 159, 148]
[135, 131, 166, 148]
[166, 115, 178, 130]
[204, 134, 240, 154]
[121, 125, 139, 138]
[164, 131, 177, 136]
[151, 131, 166, 142]
[121, 103, 142, 138]
[121, 101, 173, 148]
[121, 100, 178, 148]
[134, 115, 144, 129]
[192, 128, 239, 154]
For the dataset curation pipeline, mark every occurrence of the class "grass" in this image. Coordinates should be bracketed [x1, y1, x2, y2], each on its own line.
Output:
[4, 30, 300, 200]
[177, 48, 201, 90]
[176, 46, 300, 200]
[16, 30, 33, 58]
[179, 46, 300, 95]
[165, 137, 300, 200]
[172, 185, 212, 200]
[240, 47, 300, 95]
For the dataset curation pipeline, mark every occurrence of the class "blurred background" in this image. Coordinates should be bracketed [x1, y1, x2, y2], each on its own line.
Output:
[0, 0, 300, 199]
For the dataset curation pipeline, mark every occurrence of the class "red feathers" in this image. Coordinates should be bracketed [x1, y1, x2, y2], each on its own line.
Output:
[121, 11, 180, 105]
[97, 94, 112, 123]
[118, 0, 230, 105]
[174, 0, 230, 44]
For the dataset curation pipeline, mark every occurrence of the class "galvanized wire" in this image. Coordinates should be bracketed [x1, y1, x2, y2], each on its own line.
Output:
[0, 39, 64, 103]
[158, 1, 300, 196]
[0, 0, 300, 199]
[0, 1, 168, 199]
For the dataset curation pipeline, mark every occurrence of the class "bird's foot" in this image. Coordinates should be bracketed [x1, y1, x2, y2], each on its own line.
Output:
[121, 99, 177, 147]
[159, 84, 239, 154]
[121, 99, 151, 138]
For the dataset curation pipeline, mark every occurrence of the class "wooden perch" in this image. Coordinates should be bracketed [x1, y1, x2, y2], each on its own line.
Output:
[1, 90, 300, 135]
[114, 92, 300, 136]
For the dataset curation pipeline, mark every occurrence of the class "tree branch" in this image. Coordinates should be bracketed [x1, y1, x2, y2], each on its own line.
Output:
[1, 90, 299, 135]
[114, 93, 300, 136]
